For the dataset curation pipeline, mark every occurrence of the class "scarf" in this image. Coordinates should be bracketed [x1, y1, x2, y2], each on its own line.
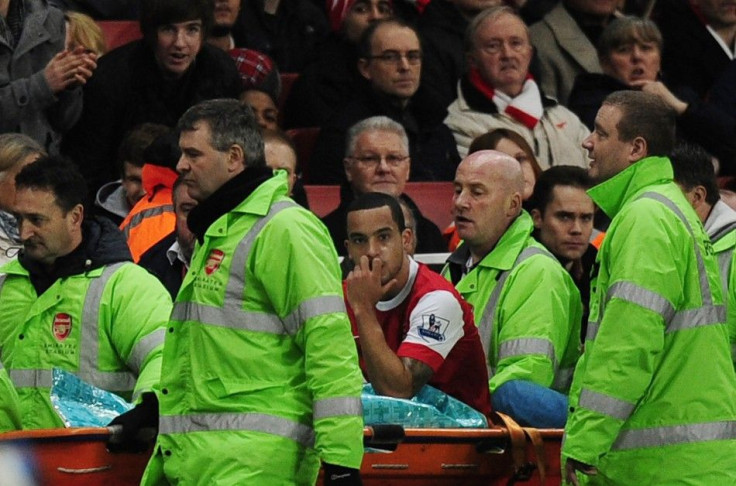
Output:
[468, 67, 543, 129]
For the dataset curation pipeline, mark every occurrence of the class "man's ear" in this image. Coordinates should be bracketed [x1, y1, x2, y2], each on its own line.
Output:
[629, 136, 648, 164]
[401, 227, 414, 253]
[530, 208, 543, 229]
[691, 185, 708, 208]
[358, 58, 371, 80]
[344, 158, 353, 182]
[69, 203, 84, 229]
[228, 144, 245, 171]
[506, 191, 522, 218]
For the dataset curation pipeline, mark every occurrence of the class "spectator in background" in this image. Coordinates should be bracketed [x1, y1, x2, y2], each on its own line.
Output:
[0, 134, 45, 266]
[64, 11, 107, 56]
[322, 116, 446, 257]
[569, 16, 736, 174]
[138, 176, 197, 299]
[443, 150, 582, 427]
[656, 0, 736, 100]
[529, 0, 618, 105]
[529, 165, 596, 340]
[241, 88, 279, 131]
[709, 59, 736, 122]
[671, 143, 736, 368]
[263, 129, 298, 196]
[119, 130, 179, 263]
[231, 0, 328, 72]
[94, 123, 170, 226]
[207, 0, 243, 51]
[312, 18, 460, 183]
[284, 0, 393, 128]
[0, 0, 97, 155]
[445, 7, 589, 168]
[63, 0, 241, 193]
[418, 0, 504, 112]
[344, 192, 492, 415]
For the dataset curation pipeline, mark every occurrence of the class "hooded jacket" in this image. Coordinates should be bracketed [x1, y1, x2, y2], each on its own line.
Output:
[0, 217, 171, 429]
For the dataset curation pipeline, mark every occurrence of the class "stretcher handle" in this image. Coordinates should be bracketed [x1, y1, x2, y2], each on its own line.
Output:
[106, 425, 157, 444]
[364, 424, 405, 445]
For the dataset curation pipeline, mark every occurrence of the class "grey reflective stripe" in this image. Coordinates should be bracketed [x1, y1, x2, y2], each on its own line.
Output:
[612, 421, 736, 450]
[585, 319, 599, 342]
[121, 204, 175, 238]
[281, 295, 346, 335]
[79, 262, 137, 392]
[667, 305, 726, 333]
[607, 281, 674, 321]
[159, 413, 315, 448]
[497, 337, 556, 366]
[477, 246, 554, 360]
[9, 369, 52, 388]
[553, 366, 574, 391]
[313, 396, 362, 420]
[717, 249, 734, 297]
[127, 328, 165, 374]
[0, 273, 6, 295]
[637, 192, 713, 305]
[579, 388, 635, 421]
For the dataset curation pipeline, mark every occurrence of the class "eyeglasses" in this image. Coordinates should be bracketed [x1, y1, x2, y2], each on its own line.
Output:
[478, 38, 529, 55]
[348, 154, 409, 168]
[367, 50, 422, 65]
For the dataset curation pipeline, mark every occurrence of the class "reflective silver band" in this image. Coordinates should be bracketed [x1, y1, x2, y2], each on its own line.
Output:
[281, 295, 346, 335]
[607, 281, 674, 322]
[0, 273, 6, 295]
[497, 337, 557, 367]
[313, 396, 363, 421]
[553, 366, 574, 391]
[172, 301, 285, 333]
[477, 246, 554, 361]
[579, 388, 635, 422]
[79, 262, 136, 392]
[613, 420, 736, 450]
[159, 412, 315, 448]
[638, 192, 713, 305]
[667, 305, 726, 333]
[121, 204, 175, 238]
[9, 369, 52, 388]
[585, 320, 599, 342]
[127, 328, 166, 374]
[717, 249, 733, 297]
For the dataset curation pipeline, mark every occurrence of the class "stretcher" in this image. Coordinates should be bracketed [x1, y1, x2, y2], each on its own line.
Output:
[0, 424, 564, 485]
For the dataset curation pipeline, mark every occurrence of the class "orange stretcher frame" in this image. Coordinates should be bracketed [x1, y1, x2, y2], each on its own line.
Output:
[0, 426, 564, 485]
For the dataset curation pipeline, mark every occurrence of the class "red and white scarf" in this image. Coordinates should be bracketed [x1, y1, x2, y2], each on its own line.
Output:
[468, 67, 543, 129]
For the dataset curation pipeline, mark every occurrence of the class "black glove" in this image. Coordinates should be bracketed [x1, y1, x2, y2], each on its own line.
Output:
[107, 392, 159, 453]
[323, 463, 362, 486]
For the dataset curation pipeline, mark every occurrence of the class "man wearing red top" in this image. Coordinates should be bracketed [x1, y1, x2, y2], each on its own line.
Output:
[344, 191, 491, 415]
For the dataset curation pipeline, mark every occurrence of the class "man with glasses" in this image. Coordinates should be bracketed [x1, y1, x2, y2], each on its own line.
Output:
[322, 116, 446, 258]
[445, 6, 589, 169]
[310, 18, 460, 184]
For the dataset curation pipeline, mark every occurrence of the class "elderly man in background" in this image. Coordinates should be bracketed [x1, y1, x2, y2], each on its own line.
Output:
[444, 6, 589, 169]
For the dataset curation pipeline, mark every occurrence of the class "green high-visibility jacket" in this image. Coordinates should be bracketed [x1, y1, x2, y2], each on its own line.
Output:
[703, 199, 736, 368]
[443, 211, 582, 394]
[0, 260, 169, 429]
[143, 173, 364, 486]
[0, 361, 21, 432]
[563, 156, 736, 485]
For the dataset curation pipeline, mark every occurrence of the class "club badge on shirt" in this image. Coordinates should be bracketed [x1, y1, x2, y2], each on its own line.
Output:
[205, 249, 226, 276]
[419, 314, 448, 342]
[52, 313, 72, 341]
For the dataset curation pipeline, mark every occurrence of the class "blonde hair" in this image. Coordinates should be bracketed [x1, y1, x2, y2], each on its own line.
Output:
[0, 134, 45, 175]
[65, 11, 107, 56]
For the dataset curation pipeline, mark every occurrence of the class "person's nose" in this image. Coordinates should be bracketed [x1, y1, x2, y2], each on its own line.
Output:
[176, 154, 189, 173]
[570, 218, 583, 235]
[367, 237, 381, 258]
[18, 220, 33, 242]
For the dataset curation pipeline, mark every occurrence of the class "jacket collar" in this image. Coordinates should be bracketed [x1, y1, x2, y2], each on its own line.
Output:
[705, 200, 736, 242]
[588, 156, 672, 219]
[142, 164, 177, 197]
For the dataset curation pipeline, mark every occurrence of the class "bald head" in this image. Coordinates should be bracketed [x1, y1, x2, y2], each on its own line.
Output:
[453, 150, 524, 262]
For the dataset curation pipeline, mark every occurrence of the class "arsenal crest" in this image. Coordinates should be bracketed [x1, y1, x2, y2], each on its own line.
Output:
[205, 249, 225, 276]
[52, 313, 72, 341]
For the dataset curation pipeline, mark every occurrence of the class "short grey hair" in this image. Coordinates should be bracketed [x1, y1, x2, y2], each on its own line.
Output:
[464, 6, 528, 53]
[0, 133, 45, 174]
[177, 98, 266, 168]
[344, 116, 409, 157]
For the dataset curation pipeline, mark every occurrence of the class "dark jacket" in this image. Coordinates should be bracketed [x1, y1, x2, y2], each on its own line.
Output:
[417, 0, 469, 111]
[232, 0, 328, 73]
[19, 217, 132, 295]
[321, 185, 446, 257]
[62, 40, 241, 192]
[138, 231, 182, 300]
[569, 73, 736, 174]
[656, 0, 733, 99]
[282, 34, 362, 128]
[310, 83, 460, 184]
[710, 59, 736, 121]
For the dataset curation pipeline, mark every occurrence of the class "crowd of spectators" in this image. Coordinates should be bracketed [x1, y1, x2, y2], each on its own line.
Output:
[1, 0, 736, 482]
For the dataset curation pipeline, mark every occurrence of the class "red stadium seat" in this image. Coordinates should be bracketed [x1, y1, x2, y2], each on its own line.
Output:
[286, 127, 320, 183]
[278, 72, 299, 116]
[304, 185, 340, 218]
[404, 182, 455, 230]
[97, 21, 142, 52]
